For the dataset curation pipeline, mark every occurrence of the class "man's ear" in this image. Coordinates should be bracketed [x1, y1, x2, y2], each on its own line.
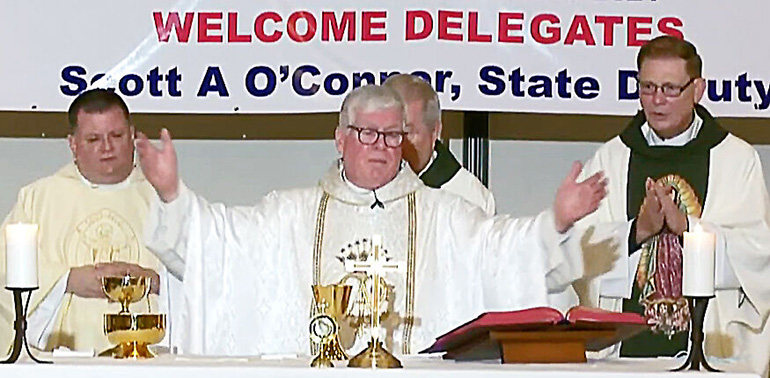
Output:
[67, 133, 77, 158]
[432, 121, 443, 142]
[334, 128, 345, 154]
[693, 77, 706, 104]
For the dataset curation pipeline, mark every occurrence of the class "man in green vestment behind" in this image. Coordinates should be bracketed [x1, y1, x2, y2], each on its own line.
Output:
[384, 74, 496, 216]
[0, 89, 179, 354]
[567, 35, 770, 377]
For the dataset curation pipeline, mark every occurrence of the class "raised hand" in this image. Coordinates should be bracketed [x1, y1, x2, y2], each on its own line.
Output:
[635, 178, 665, 243]
[136, 128, 179, 202]
[553, 161, 608, 233]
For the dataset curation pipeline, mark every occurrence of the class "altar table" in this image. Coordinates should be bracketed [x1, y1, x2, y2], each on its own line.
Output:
[0, 353, 759, 378]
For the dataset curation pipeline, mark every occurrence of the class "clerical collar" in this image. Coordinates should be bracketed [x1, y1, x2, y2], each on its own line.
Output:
[417, 150, 438, 177]
[341, 170, 372, 194]
[619, 105, 728, 160]
[641, 111, 703, 147]
[76, 166, 133, 190]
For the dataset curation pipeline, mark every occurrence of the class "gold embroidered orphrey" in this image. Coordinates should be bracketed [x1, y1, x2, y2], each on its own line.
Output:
[71, 208, 141, 264]
[311, 192, 417, 355]
[635, 174, 702, 335]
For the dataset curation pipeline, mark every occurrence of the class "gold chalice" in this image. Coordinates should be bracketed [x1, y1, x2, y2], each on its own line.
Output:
[102, 275, 149, 314]
[101, 275, 165, 358]
[310, 284, 352, 368]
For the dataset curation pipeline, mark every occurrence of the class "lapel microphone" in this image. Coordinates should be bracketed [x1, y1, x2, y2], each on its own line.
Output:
[371, 189, 385, 209]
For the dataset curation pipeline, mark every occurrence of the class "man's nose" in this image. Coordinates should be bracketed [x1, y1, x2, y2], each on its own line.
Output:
[372, 135, 388, 150]
[102, 137, 114, 151]
[651, 89, 667, 105]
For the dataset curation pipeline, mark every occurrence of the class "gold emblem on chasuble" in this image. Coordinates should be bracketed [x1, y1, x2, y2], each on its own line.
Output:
[340, 273, 394, 330]
[336, 240, 396, 343]
[70, 208, 140, 263]
[635, 174, 702, 336]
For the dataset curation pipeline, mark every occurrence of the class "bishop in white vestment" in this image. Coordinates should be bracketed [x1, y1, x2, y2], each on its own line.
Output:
[138, 85, 606, 356]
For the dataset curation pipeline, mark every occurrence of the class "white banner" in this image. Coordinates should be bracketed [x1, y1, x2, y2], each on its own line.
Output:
[2, 0, 769, 117]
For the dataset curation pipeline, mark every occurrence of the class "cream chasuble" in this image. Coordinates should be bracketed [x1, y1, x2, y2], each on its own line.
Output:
[0, 163, 178, 353]
[145, 161, 582, 356]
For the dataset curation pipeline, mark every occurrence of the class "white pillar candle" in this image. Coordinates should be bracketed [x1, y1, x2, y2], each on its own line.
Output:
[5, 223, 39, 289]
[682, 223, 716, 296]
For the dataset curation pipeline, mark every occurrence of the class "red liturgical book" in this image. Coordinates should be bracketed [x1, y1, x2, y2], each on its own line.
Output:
[421, 306, 649, 363]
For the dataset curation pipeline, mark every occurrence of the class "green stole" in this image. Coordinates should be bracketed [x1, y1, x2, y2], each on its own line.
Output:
[619, 105, 727, 357]
[419, 140, 461, 188]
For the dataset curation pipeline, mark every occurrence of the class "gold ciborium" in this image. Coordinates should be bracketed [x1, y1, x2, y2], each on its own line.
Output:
[309, 284, 352, 368]
[102, 275, 166, 358]
[104, 313, 166, 358]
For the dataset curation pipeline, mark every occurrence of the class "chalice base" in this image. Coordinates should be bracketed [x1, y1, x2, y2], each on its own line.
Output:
[327, 335, 349, 360]
[113, 342, 156, 359]
[310, 355, 334, 368]
[310, 336, 349, 368]
[348, 339, 402, 369]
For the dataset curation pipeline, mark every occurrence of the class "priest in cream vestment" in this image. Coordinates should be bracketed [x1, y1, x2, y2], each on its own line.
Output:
[138, 85, 606, 356]
[0, 89, 180, 354]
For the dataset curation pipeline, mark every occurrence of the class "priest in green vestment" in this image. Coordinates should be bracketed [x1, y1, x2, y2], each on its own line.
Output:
[564, 36, 770, 377]
[0, 89, 180, 354]
[384, 74, 496, 216]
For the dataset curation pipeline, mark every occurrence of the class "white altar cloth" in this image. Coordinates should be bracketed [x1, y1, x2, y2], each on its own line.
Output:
[0, 354, 759, 378]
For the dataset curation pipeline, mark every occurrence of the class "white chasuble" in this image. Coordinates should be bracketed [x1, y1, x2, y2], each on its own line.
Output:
[0, 163, 179, 353]
[146, 161, 580, 356]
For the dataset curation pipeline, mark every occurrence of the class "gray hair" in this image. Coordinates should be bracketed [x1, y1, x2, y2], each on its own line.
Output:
[383, 74, 441, 131]
[338, 85, 406, 132]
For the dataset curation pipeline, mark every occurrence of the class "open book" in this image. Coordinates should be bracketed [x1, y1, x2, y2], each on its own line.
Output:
[421, 306, 649, 363]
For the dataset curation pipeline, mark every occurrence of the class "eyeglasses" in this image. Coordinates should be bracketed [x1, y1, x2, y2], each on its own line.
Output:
[637, 77, 696, 97]
[347, 126, 406, 148]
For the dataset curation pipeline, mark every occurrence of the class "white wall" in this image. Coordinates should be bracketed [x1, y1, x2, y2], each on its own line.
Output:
[1, 137, 769, 220]
[0, 138, 339, 218]
[488, 140, 602, 217]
